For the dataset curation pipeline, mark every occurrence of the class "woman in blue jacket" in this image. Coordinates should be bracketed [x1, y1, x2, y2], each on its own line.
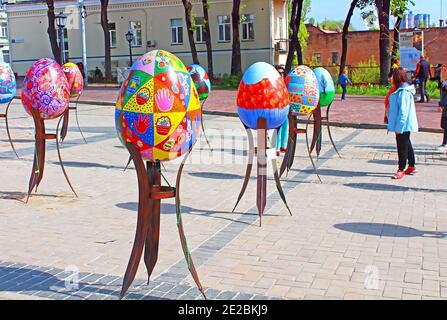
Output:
[387, 67, 419, 179]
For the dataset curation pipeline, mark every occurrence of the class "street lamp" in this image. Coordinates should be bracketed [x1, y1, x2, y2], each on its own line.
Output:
[56, 11, 67, 64]
[125, 30, 134, 66]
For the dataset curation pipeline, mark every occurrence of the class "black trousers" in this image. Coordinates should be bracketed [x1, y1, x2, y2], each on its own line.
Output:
[396, 132, 415, 171]
[341, 84, 347, 100]
[443, 131, 447, 145]
[419, 78, 429, 102]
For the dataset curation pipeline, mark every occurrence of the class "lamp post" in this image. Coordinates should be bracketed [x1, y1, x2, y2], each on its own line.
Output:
[79, 0, 88, 86]
[125, 30, 134, 66]
[56, 11, 67, 65]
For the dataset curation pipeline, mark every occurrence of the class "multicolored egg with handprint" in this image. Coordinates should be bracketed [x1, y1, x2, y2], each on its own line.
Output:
[313, 67, 334, 107]
[187, 64, 211, 101]
[237, 62, 289, 129]
[21, 58, 70, 120]
[286, 65, 319, 114]
[0, 62, 16, 104]
[116, 50, 202, 162]
[63, 62, 84, 98]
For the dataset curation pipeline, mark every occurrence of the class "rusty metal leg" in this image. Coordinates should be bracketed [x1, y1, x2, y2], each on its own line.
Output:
[74, 96, 87, 144]
[305, 114, 322, 183]
[123, 155, 132, 172]
[4, 101, 19, 159]
[270, 129, 292, 216]
[257, 118, 267, 227]
[26, 109, 46, 203]
[326, 103, 341, 158]
[232, 126, 254, 213]
[280, 113, 296, 178]
[143, 161, 161, 285]
[60, 108, 69, 143]
[310, 106, 322, 159]
[120, 143, 151, 300]
[176, 148, 207, 300]
[200, 99, 212, 151]
[56, 116, 78, 197]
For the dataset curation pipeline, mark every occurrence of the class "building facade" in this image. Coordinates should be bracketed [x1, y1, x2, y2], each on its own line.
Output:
[304, 24, 447, 68]
[0, 9, 10, 64]
[5, 0, 288, 77]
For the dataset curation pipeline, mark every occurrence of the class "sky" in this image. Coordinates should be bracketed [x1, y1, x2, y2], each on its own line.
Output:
[308, 0, 443, 30]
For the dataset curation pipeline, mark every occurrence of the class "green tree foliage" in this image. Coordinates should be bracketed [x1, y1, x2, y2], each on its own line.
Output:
[319, 20, 355, 32]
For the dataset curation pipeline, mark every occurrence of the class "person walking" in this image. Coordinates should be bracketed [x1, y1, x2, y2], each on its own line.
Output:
[338, 69, 352, 101]
[388, 67, 419, 180]
[437, 79, 447, 151]
[413, 55, 430, 103]
[274, 64, 288, 155]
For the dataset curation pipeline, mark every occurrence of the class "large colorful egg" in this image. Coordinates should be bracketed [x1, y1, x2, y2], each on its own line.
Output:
[313, 67, 335, 107]
[0, 62, 16, 104]
[286, 65, 319, 114]
[116, 50, 201, 162]
[63, 62, 84, 98]
[21, 58, 70, 120]
[187, 64, 211, 101]
[237, 62, 289, 129]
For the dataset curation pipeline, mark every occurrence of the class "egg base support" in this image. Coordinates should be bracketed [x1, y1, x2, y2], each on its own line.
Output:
[120, 142, 206, 300]
[0, 100, 19, 159]
[232, 118, 292, 227]
[279, 113, 322, 183]
[60, 96, 87, 144]
[200, 98, 212, 150]
[309, 103, 341, 159]
[26, 108, 78, 203]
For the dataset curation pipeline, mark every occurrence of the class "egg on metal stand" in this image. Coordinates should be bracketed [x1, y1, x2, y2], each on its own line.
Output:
[0, 62, 19, 158]
[21, 58, 77, 202]
[232, 62, 292, 226]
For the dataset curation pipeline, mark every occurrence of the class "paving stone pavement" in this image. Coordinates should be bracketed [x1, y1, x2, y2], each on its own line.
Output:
[1, 101, 447, 300]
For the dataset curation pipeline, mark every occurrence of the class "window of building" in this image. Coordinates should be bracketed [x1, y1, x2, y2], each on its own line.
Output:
[171, 18, 183, 44]
[109, 22, 117, 48]
[278, 17, 284, 39]
[195, 17, 205, 43]
[3, 50, 10, 64]
[241, 14, 255, 41]
[56, 28, 69, 62]
[331, 51, 339, 65]
[1, 22, 7, 38]
[218, 15, 231, 42]
[129, 21, 142, 46]
[314, 53, 321, 65]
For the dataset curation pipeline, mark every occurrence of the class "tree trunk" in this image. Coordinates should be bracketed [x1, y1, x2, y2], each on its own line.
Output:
[100, 0, 112, 81]
[231, 0, 242, 76]
[45, 0, 61, 64]
[339, 0, 359, 78]
[202, 0, 214, 79]
[182, 0, 200, 64]
[375, 0, 391, 85]
[391, 15, 401, 64]
[285, 0, 303, 74]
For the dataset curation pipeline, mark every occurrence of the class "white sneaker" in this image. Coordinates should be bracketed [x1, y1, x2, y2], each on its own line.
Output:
[436, 145, 447, 151]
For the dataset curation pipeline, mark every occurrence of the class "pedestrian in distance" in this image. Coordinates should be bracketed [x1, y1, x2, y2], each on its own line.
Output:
[274, 64, 289, 156]
[413, 55, 431, 103]
[437, 79, 447, 151]
[338, 68, 352, 101]
[387, 67, 419, 180]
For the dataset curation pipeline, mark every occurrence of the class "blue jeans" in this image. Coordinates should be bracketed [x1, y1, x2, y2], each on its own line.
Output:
[341, 84, 347, 100]
[276, 118, 289, 151]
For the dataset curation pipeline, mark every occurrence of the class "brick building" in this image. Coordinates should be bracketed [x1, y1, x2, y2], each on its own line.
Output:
[304, 24, 447, 67]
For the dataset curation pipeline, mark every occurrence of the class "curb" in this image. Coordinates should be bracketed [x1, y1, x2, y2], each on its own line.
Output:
[13, 96, 443, 134]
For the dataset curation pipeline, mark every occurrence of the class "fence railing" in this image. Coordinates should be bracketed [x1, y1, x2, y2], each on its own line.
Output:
[309, 64, 381, 85]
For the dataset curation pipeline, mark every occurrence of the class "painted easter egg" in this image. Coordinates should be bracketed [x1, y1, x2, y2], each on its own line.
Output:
[187, 64, 211, 101]
[63, 62, 84, 98]
[313, 67, 335, 107]
[236, 62, 289, 129]
[0, 62, 16, 104]
[21, 58, 70, 120]
[116, 50, 202, 162]
[286, 65, 319, 114]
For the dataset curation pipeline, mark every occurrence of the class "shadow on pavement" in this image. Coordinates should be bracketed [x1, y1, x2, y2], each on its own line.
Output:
[300, 168, 390, 178]
[53, 161, 129, 171]
[334, 222, 447, 238]
[344, 182, 447, 193]
[188, 172, 244, 180]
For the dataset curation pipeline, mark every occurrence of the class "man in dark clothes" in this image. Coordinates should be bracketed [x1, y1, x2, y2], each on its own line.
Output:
[413, 55, 430, 103]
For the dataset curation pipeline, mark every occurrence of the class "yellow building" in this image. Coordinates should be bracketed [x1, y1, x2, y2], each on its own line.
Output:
[5, 0, 289, 77]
